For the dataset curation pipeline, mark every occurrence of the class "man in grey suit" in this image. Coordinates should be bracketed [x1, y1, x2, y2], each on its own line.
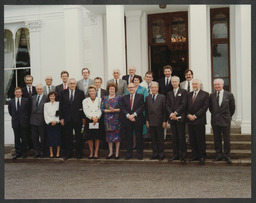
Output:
[106, 69, 127, 96]
[30, 83, 47, 158]
[209, 78, 235, 164]
[180, 69, 194, 92]
[77, 67, 94, 97]
[43, 75, 56, 96]
[145, 82, 167, 160]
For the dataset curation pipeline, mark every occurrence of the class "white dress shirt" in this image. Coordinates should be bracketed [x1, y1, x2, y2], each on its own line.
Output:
[217, 89, 224, 106]
[165, 76, 172, 85]
[36, 94, 43, 105]
[69, 89, 75, 100]
[173, 87, 179, 97]
[82, 97, 102, 120]
[140, 80, 152, 94]
[184, 80, 193, 92]
[44, 101, 60, 124]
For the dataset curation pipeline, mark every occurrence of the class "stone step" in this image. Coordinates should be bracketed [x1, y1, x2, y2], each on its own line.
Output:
[205, 134, 251, 141]
[10, 148, 251, 159]
[4, 153, 251, 166]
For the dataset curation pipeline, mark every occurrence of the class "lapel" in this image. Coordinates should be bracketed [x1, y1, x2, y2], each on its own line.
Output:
[219, 90, 227, 108]
[193, 90, 200, 105]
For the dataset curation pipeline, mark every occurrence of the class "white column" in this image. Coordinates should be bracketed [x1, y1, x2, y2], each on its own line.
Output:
[106, 5, 126, 79]
[25, 20, 41, 84]
[188, 5, 212, 133]
[125, 10, 142, 76]
[234, 5, 251, 134]
[64, 5, 84, 80]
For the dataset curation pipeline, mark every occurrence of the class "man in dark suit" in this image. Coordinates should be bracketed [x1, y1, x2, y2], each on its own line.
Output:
[43, 75, 56, 96]
[145, 82, 167, 161]
[30, 83, 47, 158]
[21, 75, 37, 99]
[55, 71, 69, 100]
[187, 79, 209, 164]
[122, 65, 142, 85]
[22, 75, 36, 150]
[8, 87, 30, 159]
[121, 83, 145, 160]
[94, 77, 108, 149]
[158, 65, 173, 96]
[59, 78, 85, 160]
[209, 78, 235, 164]
[166, 76, 188, 163]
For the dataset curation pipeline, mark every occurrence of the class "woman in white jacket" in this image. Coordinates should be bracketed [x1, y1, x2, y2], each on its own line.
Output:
[44, 91, 61, 158]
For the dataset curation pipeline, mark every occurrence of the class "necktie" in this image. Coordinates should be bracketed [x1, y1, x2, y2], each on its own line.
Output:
[29, 87, 32, 98]
[148, 84, 150, 93]
[17, 98, 20, 111]
[64, 83, 66, 89]
[174, 90, 176, 97]
[192, 91, 196, 103]
[130, 75, 133, 84]
[48, 86, 51, 94]
[130, 94, 133, 110]
[116, 79, 118, 86]
[187, 81, 190, 92]
[36, 95, 40, 107]
[152, 95, 155, 103]
[166, 78, 169, 86]
[70, 90, 74, 104]
[216, 91, 220, 107]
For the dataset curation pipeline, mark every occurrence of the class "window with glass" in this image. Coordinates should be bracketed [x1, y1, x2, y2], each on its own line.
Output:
[210, 8, 230, 91]
[4, 27, 31, 103]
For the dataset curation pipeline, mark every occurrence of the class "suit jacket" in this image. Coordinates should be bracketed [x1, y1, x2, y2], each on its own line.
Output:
[158, 77, 173, 96]
[122, 74, 142, 84]
[59, 88, 85, 123]
[8, 97, 30, 128]
[187, 90, 209, 125]
[43, 85, 56, 96]
[209, 90, 235, 126]
[22, 86, 36, 99]
[77, 78, 94, 96]
[106, 79, 127, 96]
[145, 94, 166, 127]
[166, 88, 187, 123]
[121, 93, 145, 126]
[30, 94, 47, 126]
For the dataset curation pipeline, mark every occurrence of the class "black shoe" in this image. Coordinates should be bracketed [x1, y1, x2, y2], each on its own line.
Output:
[150, 155, 158, 160]
[125, 155, 132, 160]
[199, 158, 205, 164]
[190, 157, 199, 161]
[168, 156, 179, 161]
[64, 155, 71, 160]
[94, 156, 98, 159]
[213, 157, 223, 161]
[56, 155, 60, 158]
[77, 156, 82, 159]
[34, 154, 40, 158]
[40, 154, 45, 158]
[225, 157, 232, 164]
[138, 157, 143, 160]
[106, 154, 114, 159]
[115, 155, 119, 160]
[88, 156, 94, 159]
[22, 154, 27, 159]
[159, 157, 164, 161]
[50, 155, 54, 158]
[12, 155, 20, 160]
[181, 159, 186, 163]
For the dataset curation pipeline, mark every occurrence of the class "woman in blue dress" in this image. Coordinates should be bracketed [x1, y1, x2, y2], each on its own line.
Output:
[126, 75, 148, 149]
[101, 83, 121, 159]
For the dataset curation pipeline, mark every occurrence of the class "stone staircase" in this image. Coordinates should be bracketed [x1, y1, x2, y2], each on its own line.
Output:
[5, 127, 251, 166]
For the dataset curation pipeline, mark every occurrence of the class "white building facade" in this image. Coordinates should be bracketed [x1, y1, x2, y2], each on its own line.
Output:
[4, 5, 251, 144]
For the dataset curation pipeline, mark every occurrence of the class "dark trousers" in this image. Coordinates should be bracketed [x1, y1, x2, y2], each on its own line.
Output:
[64, 122, 83, 157]
[25, 125, 34, 149]
[212, 125, 231, 158]
[188, 124, 206, 159]
[13, 125, 27, 156]
[170, 122, 187, 159]
[31, 125, 45, 156]
[150, 126, 164, 158]
[126, 123, 143, 158]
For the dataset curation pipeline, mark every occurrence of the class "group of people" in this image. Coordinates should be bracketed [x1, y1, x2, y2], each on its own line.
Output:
[8, 65, 235, 164]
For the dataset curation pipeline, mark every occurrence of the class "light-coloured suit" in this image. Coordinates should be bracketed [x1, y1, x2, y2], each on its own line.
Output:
[180, 80, 203, 91]
[106, 79, 127, 96]
[77, 78, 94, 97]
[43, 85, 56, 96]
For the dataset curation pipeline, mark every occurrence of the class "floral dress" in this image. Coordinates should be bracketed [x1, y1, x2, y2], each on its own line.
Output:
[101, 95, 121, 143]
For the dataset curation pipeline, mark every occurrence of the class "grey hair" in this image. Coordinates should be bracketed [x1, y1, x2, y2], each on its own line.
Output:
[150, 81, 159, 88]
[192, 78, 202, 85]
[45, 75, 53, 80]
[129, 66, 136, 71]
[113, 69, 121, 74]
[35, 83, 43, 89]
[171, 76, 180, 83]
[213, 78, 224, 85]
[68, 78, 76, 83]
